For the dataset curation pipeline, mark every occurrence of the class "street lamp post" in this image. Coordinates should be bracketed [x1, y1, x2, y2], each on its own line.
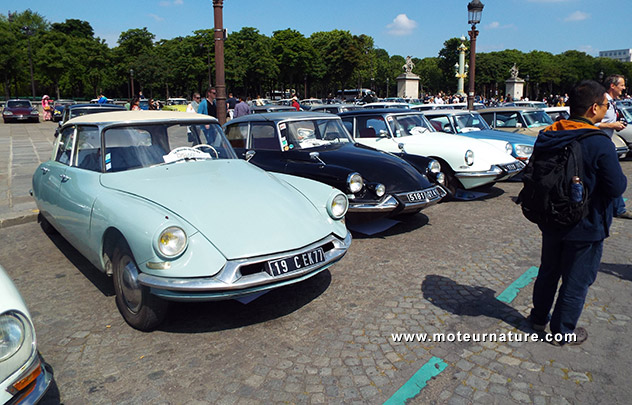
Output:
[386, 77, 389, 98]
[213, 0, 227, 125]
[525, 74, 530, 100]
[467, 0, 484, 110]
[22, 26, 36, 100]
[130, 69, 135, 98]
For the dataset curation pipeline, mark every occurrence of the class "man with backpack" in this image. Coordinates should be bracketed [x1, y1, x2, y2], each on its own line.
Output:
[524, 80, 627, 346]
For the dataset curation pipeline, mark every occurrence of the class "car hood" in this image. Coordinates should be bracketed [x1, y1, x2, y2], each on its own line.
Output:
[457, 129, 535, 145]
[0, 265, 30, 315]
[5, 107, 35, 114]
[287, 142, 432, 192]
[402, 132, 518, 165]
[100, 159, 336, 259]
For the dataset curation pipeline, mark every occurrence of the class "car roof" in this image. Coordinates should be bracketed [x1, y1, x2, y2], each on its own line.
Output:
[477, 106, 544, 113]
[227, 111, 339, 124]
[64, 111, 218, 126]
[422, 109, 480, 116]
[68, 103, 126, 109]
[338, 108, 418, 117]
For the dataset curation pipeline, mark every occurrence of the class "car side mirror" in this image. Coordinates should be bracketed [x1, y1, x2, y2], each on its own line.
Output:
[54, 128, 59, 138]
[398, 143, 406, 153]
[245, 150, 256, 161]
[309, 151, 326, 165]
[516, 122, 523, 128]
[377, 130, 388, 138]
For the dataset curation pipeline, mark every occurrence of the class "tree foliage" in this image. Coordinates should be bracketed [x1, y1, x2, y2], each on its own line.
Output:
[2, 11, 631, 101]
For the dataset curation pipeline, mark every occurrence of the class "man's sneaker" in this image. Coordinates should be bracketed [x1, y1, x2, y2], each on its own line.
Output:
[616, 210, 632, 219]
[551, 327, 588, 346]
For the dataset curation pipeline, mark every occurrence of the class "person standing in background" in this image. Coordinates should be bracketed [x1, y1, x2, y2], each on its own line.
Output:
[597, 74, 631, 219]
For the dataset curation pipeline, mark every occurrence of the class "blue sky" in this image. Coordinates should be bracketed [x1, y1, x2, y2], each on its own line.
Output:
[11, 0, 632, 58]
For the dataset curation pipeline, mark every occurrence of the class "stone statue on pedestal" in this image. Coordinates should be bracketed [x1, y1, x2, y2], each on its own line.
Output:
[403, 56, 415, 74]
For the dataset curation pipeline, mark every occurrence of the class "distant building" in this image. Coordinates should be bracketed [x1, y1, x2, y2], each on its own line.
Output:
[599, 49, 632, 63]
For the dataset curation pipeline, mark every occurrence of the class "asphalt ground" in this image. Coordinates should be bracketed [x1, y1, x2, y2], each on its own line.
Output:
[0, 120, 631, 404]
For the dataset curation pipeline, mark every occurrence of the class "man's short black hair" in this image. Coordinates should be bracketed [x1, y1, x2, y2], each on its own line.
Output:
[568, 80, 606, 117]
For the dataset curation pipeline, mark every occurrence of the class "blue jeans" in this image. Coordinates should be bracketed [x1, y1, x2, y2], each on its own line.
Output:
[530, 234, 603, 335]
[613, 195, 626, 216]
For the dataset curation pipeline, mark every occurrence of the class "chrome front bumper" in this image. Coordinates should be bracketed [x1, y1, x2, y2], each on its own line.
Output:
[138, 232, 351, 301]
[456, 161, 525, 181]
[348, 185, 446, 213]
[5, 354, 53, 405]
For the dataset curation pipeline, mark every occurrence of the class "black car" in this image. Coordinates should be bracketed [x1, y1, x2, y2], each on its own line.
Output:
[55, 103, 126, 136]
[52, 99, 76, 122]
[223, 112, 447, 219]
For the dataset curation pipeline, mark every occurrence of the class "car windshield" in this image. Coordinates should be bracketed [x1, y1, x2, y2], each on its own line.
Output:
[279, 118, 352, 150]
[451, 113, 491, 132]
[390, 114, 434, 137]
[103, 123, 236, 172]
[7, 100, 31, 108]
[522, 111, 554, 128]
[620, 107, 632, 122]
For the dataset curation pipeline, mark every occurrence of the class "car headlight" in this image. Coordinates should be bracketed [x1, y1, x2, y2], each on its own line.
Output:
[157, 226, 187, 258]
[31, 110, 39, 115]
[328, 193, 349, 219]
[0, 313, 25, 362]
[3, 111, 13, 115]
[465, 150, 474, 166]
[374, 183, 386, 197]
[505, 143, 513, 155]
[515, 144, 533, 158]
[428, 159, 441, 174]
[347, 173, 363, 193]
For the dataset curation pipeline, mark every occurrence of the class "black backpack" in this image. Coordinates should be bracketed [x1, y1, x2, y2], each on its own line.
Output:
[517, 132, 605, 228]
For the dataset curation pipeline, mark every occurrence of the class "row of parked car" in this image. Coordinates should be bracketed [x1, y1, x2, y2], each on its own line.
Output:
[2, 100, 627, 401]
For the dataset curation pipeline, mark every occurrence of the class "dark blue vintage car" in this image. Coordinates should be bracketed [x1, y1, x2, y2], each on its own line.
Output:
[223, 112, 447, 219]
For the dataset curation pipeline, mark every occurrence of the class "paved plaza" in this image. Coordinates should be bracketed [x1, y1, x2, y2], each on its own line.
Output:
[0, 121, 631, 404]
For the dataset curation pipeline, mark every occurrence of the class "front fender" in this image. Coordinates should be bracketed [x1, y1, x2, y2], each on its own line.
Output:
[270, 172, 348, 240]
[91, 191, 227, 278]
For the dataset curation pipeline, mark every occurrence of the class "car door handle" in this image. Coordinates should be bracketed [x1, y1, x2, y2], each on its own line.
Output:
[59, 174, 70, 182]
[40, 167, 50, 174]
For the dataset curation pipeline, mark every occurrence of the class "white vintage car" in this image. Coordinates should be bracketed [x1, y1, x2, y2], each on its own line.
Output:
[339, 109, 525, 195]
[0, 265, 53, 403]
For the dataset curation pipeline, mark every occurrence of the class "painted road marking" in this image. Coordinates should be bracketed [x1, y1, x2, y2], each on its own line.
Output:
[384, 356, 448, 405]
[496, 266, 539, 303]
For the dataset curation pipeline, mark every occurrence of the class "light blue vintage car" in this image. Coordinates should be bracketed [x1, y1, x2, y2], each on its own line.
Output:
[31, 111, 351, 331]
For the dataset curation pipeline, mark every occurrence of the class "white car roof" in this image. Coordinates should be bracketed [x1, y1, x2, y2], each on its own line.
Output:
[65, 110, 218, 125]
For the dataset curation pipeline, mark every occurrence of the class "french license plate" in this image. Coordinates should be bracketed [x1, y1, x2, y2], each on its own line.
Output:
[265, 247, 326, 277]
[504, 163, 518, 171]
[407, 188, 439, 203]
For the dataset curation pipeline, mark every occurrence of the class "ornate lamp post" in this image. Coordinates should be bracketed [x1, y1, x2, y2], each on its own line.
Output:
[213, 0, 227, 125]
[22, 26, 36, 99]
[467, 0, 484, 110]
[386, 77, 389, 98]
[129, 69, 135, 98]
[525, 74, 530, 100]
[455, 38, 468, 97]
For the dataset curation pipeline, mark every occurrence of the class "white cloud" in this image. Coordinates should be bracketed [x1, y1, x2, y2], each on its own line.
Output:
[160, 0, 183, 6]
[386, 14, 418, 36]
[564, 11, 589, 22]
[149, 13, 165, 22]
[174, 0, 183, 4]
[485, 21, 515, 29]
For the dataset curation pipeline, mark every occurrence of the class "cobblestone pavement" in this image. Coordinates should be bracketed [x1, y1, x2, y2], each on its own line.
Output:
[0, 121, 631, 404]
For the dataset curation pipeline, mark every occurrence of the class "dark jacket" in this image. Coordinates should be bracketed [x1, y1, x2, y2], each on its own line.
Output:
[535, 118, 627, 241]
